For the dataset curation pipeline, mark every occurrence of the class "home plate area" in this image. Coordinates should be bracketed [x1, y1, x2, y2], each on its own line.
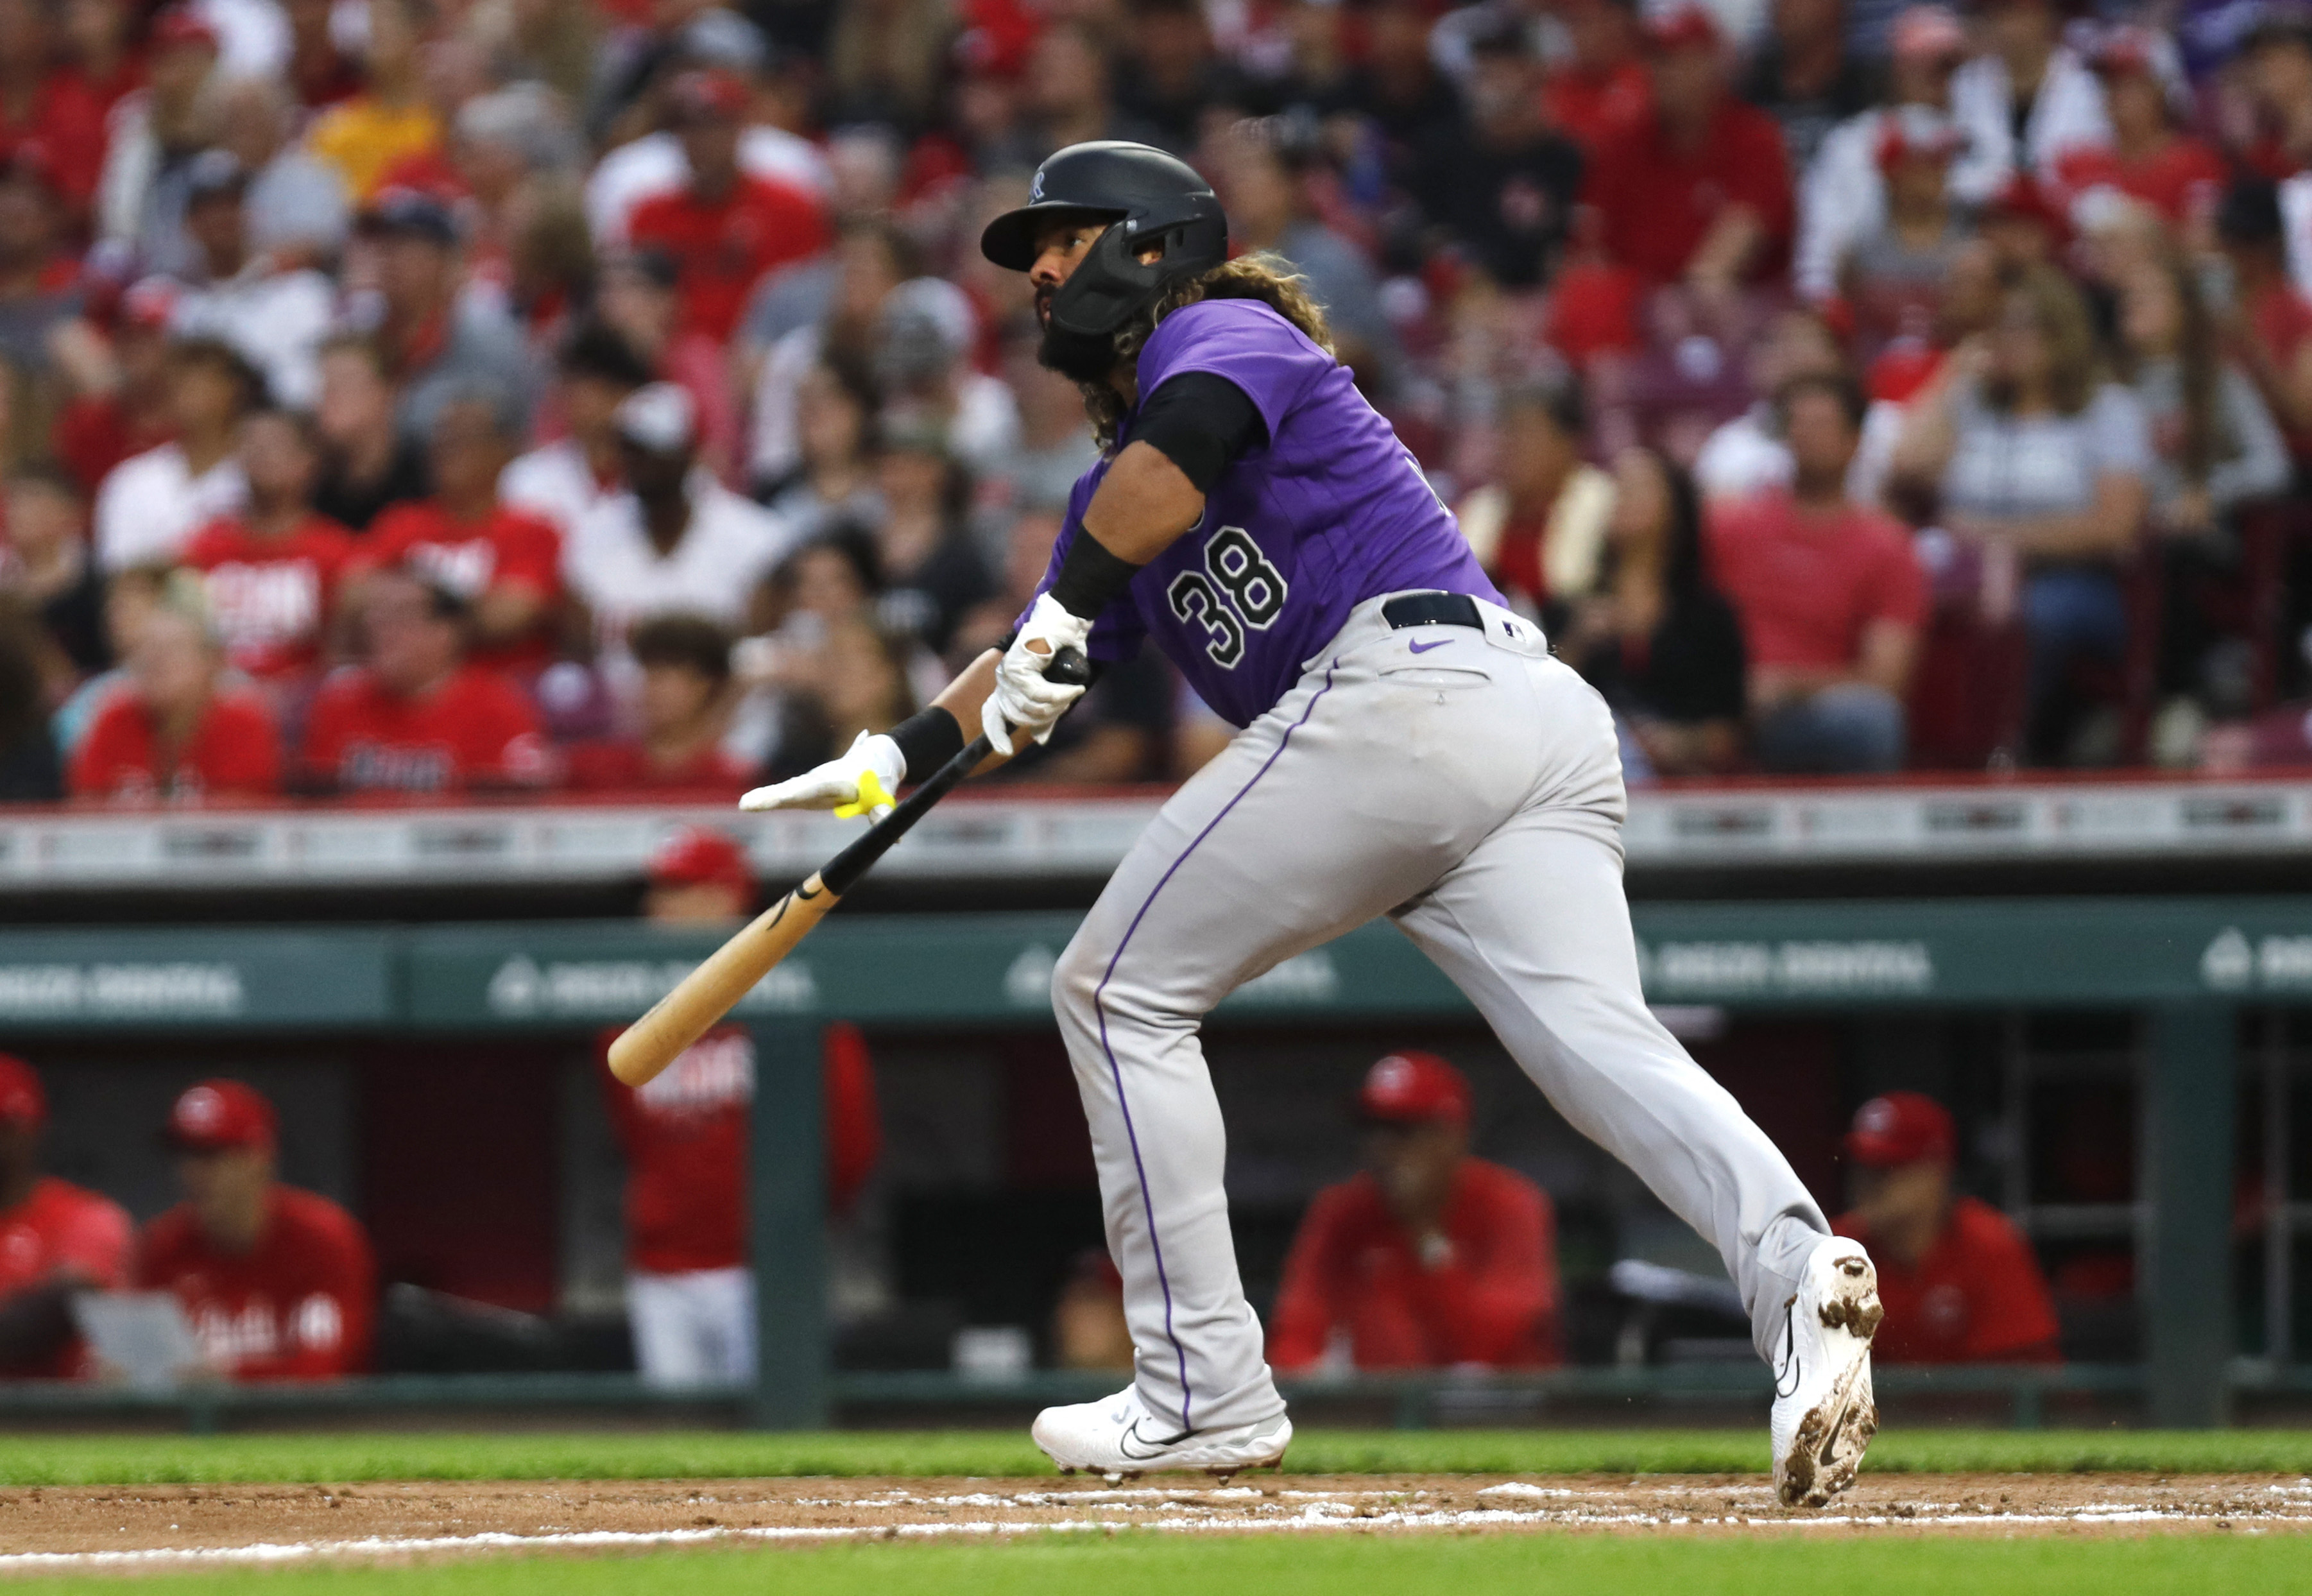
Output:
[0, 1473, 2308, 1569]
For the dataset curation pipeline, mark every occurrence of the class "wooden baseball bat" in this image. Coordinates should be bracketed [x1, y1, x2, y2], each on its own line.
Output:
[607, 648, 1090, 1086]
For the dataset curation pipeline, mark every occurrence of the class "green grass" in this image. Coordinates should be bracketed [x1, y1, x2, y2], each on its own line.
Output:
[1, 1428, 2311, 1486]
[7, 1534, 2312, 1596]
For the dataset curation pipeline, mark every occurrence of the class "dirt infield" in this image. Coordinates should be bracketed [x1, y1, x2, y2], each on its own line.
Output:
[0, 1472, 2308, 1571]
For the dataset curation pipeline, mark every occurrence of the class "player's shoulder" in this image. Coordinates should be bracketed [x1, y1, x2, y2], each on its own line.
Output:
[1144, 295, 1317, 366]
[30, 1176, 128, 1230]
[270, 1185, 369, 1250]
[1460, 1156, 1549, 1212]
[1946, 1195, 2031, 1252]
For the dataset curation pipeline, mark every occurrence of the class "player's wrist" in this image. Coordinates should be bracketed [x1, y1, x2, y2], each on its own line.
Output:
[886, 707, 965, 783]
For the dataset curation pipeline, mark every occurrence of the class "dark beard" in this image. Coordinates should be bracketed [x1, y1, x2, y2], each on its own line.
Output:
[1037, 317, 1118, 384]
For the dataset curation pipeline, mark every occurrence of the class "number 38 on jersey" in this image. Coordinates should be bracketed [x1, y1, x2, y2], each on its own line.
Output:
[1165, 526, 1289, 668]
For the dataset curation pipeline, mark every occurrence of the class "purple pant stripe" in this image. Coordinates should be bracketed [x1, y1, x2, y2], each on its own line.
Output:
[1091, 662, 1340, 1434]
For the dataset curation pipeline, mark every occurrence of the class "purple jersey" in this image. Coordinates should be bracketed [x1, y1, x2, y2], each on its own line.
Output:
[1027, 298, 1502, 727]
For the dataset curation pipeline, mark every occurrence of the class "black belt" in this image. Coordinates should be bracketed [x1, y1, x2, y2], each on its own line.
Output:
[1381, 592, 1484, 632]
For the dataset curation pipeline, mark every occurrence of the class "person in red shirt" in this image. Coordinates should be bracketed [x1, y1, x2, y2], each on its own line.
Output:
[626, 69, 829, 347]
[2216, 178, 2312, 471]
[1268, 1052, 1560, 1372]
[1709, 372, 1926, 772]
[599, 826, 879, 1387]
[1543, 0, 1652, 153]
[50, 278, 180, 495]
[0, 1053, 132, 1379]
[298, 568, 555, 794]
[0, 0, 109, 221]
[179, 406, 357, 689]
[69, 590, 282, 801]
[357, 387, 562, 673]
[2048, 27, 2223, 233]
[1832, 1092, 2059, 1364]
[563, 614, 755, 794]
[1581, 2, 1794, 289]
[136, 1078, 375, 1382]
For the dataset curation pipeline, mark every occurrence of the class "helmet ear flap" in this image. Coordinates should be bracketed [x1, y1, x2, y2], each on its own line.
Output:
[1048, 221, 1171, 339]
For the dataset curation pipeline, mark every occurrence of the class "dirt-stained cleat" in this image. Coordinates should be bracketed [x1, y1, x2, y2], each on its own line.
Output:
[1033, 1387, 1292, 1479]
[1770, 1235, 1883, 1508]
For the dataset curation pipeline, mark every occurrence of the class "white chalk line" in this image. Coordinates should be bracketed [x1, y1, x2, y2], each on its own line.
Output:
[0, 1495, 2298, 1571]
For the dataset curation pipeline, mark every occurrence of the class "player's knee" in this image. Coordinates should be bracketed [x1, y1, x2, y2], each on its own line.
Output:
[1050, 933, 1106, 1038]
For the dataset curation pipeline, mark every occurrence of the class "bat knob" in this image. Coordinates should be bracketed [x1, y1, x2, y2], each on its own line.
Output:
[1044, 646, 1093, 687]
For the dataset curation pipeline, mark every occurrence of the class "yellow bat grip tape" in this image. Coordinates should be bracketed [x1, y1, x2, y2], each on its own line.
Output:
[834, 769, 894, 819]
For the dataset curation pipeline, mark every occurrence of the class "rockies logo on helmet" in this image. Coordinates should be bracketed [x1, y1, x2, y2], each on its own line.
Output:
[980, 141, 1229, 338]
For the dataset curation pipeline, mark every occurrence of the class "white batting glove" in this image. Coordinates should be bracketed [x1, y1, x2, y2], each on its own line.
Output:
[982, 593, 1092, 757]
[738, 730, 907, 820]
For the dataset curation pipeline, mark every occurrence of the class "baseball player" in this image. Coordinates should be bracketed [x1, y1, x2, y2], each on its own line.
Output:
[742, 141, 1883, 1506]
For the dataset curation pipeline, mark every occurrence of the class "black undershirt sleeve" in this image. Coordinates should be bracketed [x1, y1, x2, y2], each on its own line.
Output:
[1131, 372, 1268, 493]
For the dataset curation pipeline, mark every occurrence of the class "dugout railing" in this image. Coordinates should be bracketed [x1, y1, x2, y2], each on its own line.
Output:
[0, 898, 2299, 1430]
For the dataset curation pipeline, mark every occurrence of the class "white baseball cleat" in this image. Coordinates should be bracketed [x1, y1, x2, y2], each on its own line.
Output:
[1032, 1386, 1293, 1482]
[1769, 1235, 1883, 1508]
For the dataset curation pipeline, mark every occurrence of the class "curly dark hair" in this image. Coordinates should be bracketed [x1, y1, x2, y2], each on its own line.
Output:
[1075, 253, 1339, 451]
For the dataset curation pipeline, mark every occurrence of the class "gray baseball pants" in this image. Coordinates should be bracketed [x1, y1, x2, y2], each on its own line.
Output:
[1050, 592, 1830, 1434]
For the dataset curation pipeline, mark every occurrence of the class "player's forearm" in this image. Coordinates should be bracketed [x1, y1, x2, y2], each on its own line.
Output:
[931, 650, 1015, 773]
[1080, 441, 1207, 565]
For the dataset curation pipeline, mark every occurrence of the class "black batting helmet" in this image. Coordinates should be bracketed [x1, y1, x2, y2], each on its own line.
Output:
[980, 141, 1228, 339]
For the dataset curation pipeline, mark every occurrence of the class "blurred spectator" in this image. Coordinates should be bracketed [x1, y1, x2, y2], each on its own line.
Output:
[871, 277, 1018, 481]
[2048, 26, 2223, 234]
[1120, 0, 1243, 153]
[167, 150, 336, 410]
[1831, 1091, 2059, 1364]
[502, 320, 653, 540]
[68, 585, 280, 800]
[2214, 178, 2312, 473]
[1693, 307, 1845, 501]
[1456, 367, 1613, 614]
[2242, 9, 2312, 192]
[1022, 20, 1165, 155]
[1584, 3, 1794, 289]
[48, 279, 180, 497]
[311, 333, 431, 531]
[0, 150, 81, 380]
[1220, 123, 1401, 392]
[1, 463, 108, 678]
[757, 610, 920, 780]
[825, 0, 954, 132]
[213, 76, 354, 266]
[0, 0, 108, 225]
[564, 613, 753, 793]
[627, 69, 829, 349]
[355, 188, 538, 445]
[94, 5, 223, 279]
[361, 385, 563, 673]
[1890, 266, 2152, 762]
[565, 382, 793, 696]
[1948, 0, 2107, 191]
[1713, 373, 1925, 773]
[1560, 446, 1747, 777]
[1838, 107, 1971, 351]
[137, 1078, 376, 1381]
[304, 0, 441, 203]
[0, 592, 53, 796]
[2114, 250, 2288, 538]
[1740, 0, 1880, 176]
[598, 825, 878, 1387]
[869, 413, 991, 657]
[298, 567, 552, 794]
[282, 0, 362, 110]
[55, 0, 141, 122]
[758, 352, 882, 537]
[1412, 22, 1583, 289]
[0, 1053, 131, 1378]
[178, 404, 356, 689]
[1269, 1052, 1560, 1371]
[1539, 0, 1651, 155]
[747, 219, 916, 489]
[998, 338, 1101, 519]
[1795, 4, 1988, 305]
[92, 336, 256, 572]
[959, 507, 1173, 783]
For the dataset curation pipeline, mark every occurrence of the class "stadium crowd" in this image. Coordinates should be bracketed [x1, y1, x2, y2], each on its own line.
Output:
[0, 0, 2310, 800]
